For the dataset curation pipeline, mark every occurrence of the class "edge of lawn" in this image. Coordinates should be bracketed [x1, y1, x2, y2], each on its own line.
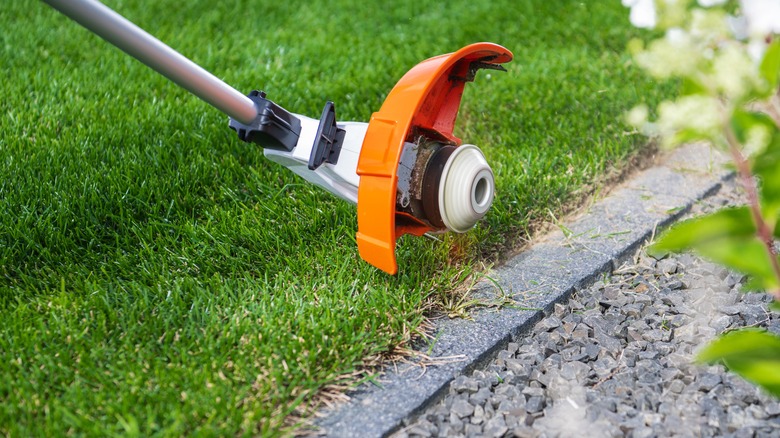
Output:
[274, 141, 662, 434]
[312, 142, 732, 437]
[279, 143, 661, 431]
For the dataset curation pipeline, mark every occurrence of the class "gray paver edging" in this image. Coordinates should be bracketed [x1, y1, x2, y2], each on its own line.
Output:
[315, 144, 731, 437]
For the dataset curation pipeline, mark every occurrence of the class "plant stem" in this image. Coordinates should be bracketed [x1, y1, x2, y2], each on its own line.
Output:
[769, 92, 780, 127]
[725, 126, 780, 301]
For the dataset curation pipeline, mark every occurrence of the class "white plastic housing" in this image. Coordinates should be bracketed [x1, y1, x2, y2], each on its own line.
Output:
[263, 114, 366, 204]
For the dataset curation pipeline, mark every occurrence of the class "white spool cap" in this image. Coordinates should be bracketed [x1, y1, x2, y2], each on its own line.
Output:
[438, 144, 495, 233]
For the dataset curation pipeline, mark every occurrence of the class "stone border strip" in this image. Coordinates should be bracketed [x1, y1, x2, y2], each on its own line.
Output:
[315, 144, 731, 437]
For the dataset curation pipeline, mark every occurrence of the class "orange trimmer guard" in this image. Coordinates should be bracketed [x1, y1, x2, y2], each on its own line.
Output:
[355, 43, 513, 274]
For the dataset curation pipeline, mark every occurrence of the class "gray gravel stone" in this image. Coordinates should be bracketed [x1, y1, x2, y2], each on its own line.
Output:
[483, 416, 508, 437]
[667, 279, 685, 290]
[657, 258, 678, 275]
[469, 387, 492, 406]
[451, 376, 479, 394]
[463, 423, 482, 436]
[538, 315, 562, 332]
[471, 404, 484, 425]
[592, 356, 618, 378]
[559, 361, 592, 383]
[451, 399, 474, 419]
[522, 386, 545, 398]
[525, 396, 546, 414]
[766, 402, 780, 417]
[698, 373, 722, 393]
[495, 384, 521, 400]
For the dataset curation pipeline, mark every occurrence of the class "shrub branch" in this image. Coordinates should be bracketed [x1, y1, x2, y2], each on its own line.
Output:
[725, 125, 780, 301]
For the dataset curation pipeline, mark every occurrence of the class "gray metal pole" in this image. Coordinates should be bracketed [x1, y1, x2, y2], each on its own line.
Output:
[41, 0, 258, 125]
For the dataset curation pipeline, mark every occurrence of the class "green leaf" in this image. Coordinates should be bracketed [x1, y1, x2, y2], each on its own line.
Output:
[680, 77, 708, 96]
[771, 301, 780, 312]
[698, 329, 780, 397]
[752, 123, 780, 226]
[650, 208, 780, 289]
[732, 108, 780, 224]
[731, 109, 777, 147]
[668, 128, 713, 148]
[744, 276, 770, 292]
[649, 207, 755, 256]
[760, 40, 780, 90]
[696, 237, 780, 290]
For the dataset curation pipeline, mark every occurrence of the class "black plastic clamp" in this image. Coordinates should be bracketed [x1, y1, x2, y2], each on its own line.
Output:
[307, 101, 345, 170]
[229, 90, 301, 151]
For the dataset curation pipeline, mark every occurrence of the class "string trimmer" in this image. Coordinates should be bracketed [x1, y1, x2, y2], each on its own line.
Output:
[41, 0, 513, 274]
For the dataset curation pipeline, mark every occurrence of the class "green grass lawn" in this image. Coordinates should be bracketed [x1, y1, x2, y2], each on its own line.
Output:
[1, 0, 669, 435]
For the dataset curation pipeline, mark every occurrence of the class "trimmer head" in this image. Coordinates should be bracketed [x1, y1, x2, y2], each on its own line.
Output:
[356, 43, 513, 274]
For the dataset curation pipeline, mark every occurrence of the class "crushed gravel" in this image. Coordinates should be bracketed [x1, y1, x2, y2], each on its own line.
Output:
[395, 180, 780, 437]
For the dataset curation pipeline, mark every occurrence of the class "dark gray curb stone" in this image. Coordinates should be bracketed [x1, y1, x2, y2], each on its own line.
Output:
[315, 144, 731, 437]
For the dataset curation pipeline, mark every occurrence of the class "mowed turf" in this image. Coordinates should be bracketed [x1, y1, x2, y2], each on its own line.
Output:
[1, 0, 669, 435]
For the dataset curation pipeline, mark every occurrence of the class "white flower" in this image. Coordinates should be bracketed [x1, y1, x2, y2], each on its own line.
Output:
[690, 9, 730, 39]
[626, 105, 650, 128]
[747, 39, 768, 62]
[698, 0, 727, 6]
[635, 30, 702, 78]
[658, 0, 692, 28]
[740, 0, 780, 37]
[712, 44, 763, 99]
[744, 124, 771, 155]
[665, 27, 687, 43]
[623, 0, 657, 29]
[656, 96, 722, 146]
